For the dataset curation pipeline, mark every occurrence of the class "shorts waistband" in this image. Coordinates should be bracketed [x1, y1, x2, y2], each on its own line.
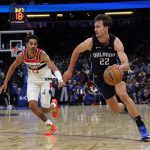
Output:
[28, 64, 46, 70]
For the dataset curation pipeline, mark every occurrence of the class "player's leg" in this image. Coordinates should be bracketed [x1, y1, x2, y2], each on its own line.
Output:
[41, 82, 60, 118]
[115, 81, 139, 116]
[27, 82, 48, 122]
[99, 82, 125, 113]
[40, 82, 60, 135]
[28, 100, 48, 122]
[92, 73, 125, 112]
[106, 95, 125, 113]
[27, 82, 54, 135]
[115, 81, 150, 142]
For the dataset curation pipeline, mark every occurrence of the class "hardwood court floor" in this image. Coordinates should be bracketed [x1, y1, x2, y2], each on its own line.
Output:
[0, 105, 150, 150]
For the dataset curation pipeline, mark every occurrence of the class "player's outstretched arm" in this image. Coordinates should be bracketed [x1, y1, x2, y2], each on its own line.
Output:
[63, 38, 92, 82]
[41, 51, 59, 72]
[41, 51, 64, 88]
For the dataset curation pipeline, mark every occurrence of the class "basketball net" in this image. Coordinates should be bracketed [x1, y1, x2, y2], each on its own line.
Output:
[10, 46, 19, 57]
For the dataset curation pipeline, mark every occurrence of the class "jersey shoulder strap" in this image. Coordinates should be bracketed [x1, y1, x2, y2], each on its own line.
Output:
[23, 48, 42, 63]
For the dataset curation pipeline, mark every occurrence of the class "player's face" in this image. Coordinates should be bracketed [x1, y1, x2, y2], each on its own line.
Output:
[94, 20, 108, 38]
[26, 39, 38, 51]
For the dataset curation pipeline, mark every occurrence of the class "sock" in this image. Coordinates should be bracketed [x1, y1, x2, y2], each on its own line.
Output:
[44, 119, 53, 126]
[51, 102, 56, 108]
[132, 116, 145, 128]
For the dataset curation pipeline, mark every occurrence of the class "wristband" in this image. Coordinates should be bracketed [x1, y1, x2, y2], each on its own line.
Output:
[54, 71, 63, 82]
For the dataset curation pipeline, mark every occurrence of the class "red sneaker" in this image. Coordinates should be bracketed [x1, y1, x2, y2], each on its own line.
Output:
[45, 124, 57, 136]
[51, 99, 60, 118]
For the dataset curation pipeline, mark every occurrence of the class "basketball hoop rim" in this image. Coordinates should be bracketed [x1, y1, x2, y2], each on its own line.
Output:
[10, 47, 19, 57]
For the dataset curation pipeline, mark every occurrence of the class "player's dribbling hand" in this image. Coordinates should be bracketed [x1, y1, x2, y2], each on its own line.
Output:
[112, 64, 122, 70]
[0, 83, 7, 94]
[58, 81, 66, 89]
[63, 70, 73, 83]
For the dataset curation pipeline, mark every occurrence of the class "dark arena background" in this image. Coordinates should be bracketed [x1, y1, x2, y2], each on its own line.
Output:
[0, 0, 150, 149]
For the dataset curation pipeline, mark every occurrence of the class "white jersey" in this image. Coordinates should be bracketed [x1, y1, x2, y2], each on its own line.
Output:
[23, 48, 54, 107]
[23, 48, 53, 83]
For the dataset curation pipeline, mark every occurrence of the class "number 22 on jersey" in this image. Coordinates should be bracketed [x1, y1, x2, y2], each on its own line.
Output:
[99, 58, 109, 65]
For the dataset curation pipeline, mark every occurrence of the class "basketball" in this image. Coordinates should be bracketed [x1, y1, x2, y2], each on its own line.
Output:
[103, 65, 123, 86]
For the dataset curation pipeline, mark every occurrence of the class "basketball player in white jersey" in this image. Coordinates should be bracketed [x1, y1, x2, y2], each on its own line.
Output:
[0, 35, 63, 135]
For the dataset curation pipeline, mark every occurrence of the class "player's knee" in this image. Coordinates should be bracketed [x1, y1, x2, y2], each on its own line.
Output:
[28, 100, 38, 110]
[118, 92, 129, 102]
[41, 107, 51, 113]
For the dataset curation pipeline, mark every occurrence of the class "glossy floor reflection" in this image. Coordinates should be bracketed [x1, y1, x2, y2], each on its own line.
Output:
[0, 105, 150, 150]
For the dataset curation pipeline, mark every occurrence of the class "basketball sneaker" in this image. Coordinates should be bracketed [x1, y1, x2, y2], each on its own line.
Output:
[51, 99, 60, 118]
[45, 124, 57, 136]
[138, 125, 150, 142]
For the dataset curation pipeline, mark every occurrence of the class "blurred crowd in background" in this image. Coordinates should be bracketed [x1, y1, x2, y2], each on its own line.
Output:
[0, 53, 150, 107]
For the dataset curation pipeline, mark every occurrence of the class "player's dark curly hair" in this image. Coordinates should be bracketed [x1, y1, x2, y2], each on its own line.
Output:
[25, 35, 39, 43]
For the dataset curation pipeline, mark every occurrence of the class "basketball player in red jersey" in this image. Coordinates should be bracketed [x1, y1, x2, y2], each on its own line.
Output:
[63, 14, 150, 141]
[0, 35, 62, 135]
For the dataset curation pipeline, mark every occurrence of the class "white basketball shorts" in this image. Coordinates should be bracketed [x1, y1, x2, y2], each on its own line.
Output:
[27, 81, 51, 108]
